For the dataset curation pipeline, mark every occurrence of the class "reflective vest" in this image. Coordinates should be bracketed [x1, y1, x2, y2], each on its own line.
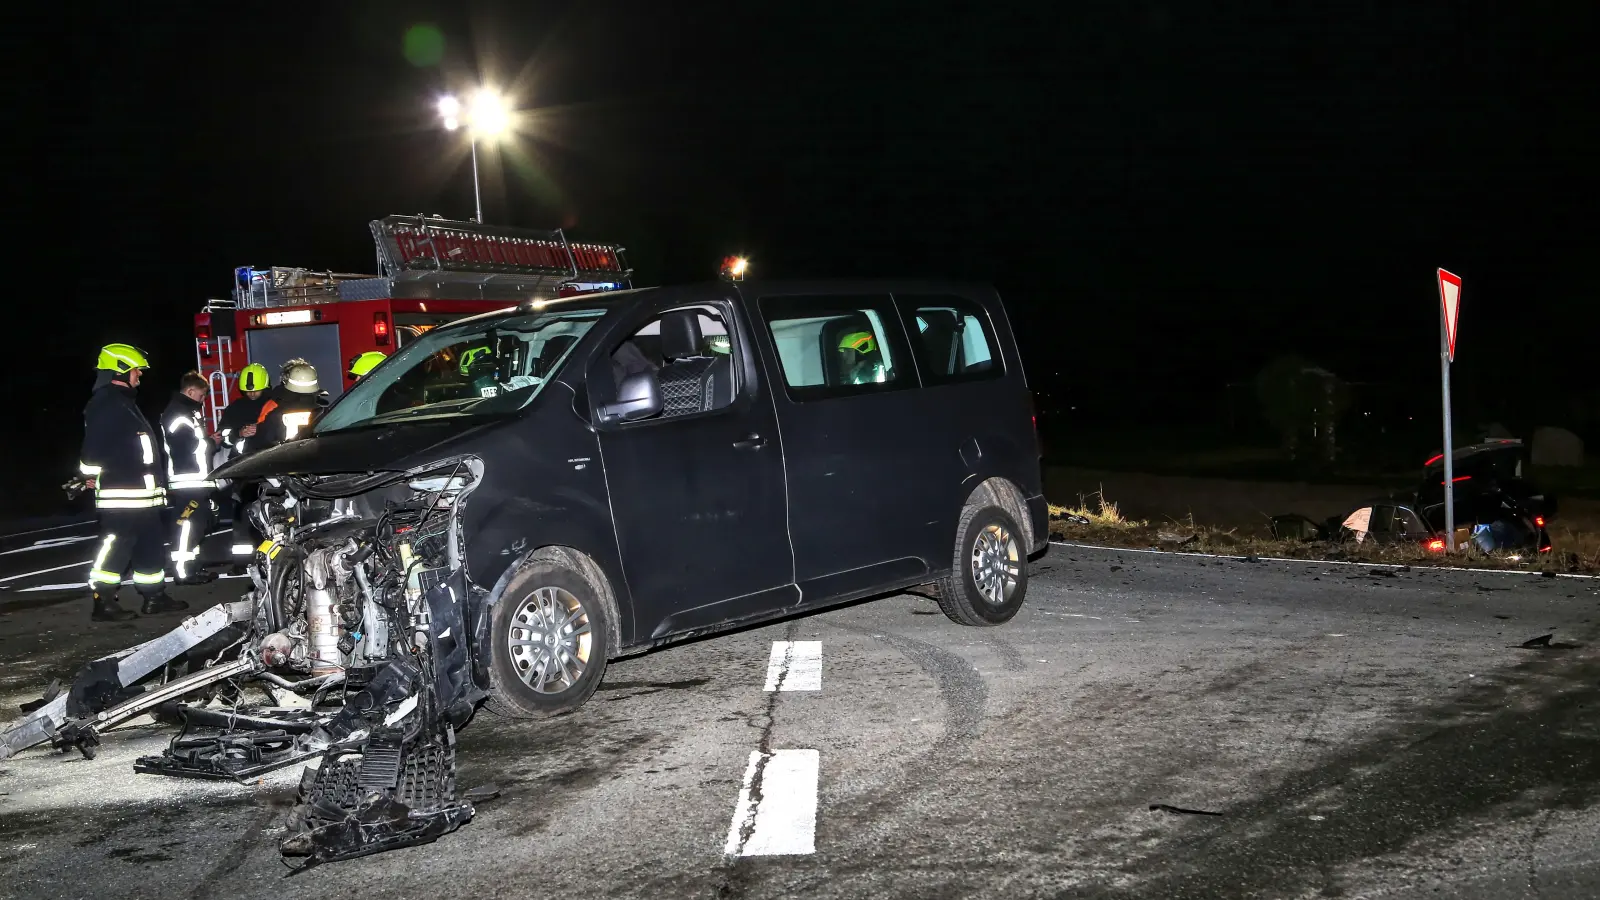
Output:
[161, 393, 214, 492]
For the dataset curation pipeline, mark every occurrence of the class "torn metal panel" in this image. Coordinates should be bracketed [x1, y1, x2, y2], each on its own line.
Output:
[0, 600, 254, 761]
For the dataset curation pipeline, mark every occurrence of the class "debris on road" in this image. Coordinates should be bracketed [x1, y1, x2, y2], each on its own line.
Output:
[1521, 634, 1554, 649]
[1149, 803, 1224, 816]
[0, 460, 499, 866]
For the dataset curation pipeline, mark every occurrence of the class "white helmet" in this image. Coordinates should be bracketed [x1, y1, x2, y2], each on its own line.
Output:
[283, 362, 320, 395]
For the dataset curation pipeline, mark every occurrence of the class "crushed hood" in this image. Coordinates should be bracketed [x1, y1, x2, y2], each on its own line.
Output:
[213, 419, 497, 479]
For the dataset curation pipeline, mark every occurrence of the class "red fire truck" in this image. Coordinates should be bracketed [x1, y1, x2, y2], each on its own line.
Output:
[193, 214, 632, 429]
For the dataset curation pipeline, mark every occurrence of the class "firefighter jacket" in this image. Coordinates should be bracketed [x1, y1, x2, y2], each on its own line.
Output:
[80, 377, 166, 509]
[216, 394, 268, 458]
[161, 392, 214, 492]
[253, 386, 320, 449]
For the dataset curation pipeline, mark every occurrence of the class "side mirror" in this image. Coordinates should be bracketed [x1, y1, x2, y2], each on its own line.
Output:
[598, 371, 663, 423]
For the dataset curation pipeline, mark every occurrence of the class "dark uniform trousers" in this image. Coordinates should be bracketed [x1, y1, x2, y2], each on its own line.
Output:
[90, 508, 169, 598]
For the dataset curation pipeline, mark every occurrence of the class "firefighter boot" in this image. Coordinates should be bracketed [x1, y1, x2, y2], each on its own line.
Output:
[91, 589, 138, 622]
[139, 591, 190, 615]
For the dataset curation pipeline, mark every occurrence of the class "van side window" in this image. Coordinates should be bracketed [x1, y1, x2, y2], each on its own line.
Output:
[758, 295, 911, 401]
[895, 294, 1004, 385]
[608, 305, 737, 419]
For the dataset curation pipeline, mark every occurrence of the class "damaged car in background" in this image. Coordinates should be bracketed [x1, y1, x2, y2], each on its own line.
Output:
[2, 276, 1048, 866]
[1270, 439, 1555, 555]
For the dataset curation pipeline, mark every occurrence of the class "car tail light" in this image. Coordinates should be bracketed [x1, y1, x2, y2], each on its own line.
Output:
[1534, 515, 1546, 528]
[1027, 392, 1041, 457]
[1426, 538, 1446, 552]
[373, 312, 391, 346]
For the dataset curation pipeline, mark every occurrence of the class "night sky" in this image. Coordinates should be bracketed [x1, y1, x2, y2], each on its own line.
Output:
[14, 1, 1597, 504]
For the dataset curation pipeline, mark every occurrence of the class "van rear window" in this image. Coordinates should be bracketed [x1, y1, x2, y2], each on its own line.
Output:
[757, 295, 913, 401]
[894, 294, 1004, 385]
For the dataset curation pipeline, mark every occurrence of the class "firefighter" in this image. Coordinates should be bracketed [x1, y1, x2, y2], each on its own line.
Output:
[348, 350, 387, 383]
[253, 360, 322, 449]
[217, 363, 270, 458]
[218, 363, 270, 566]
[79, 344, 188, 621]
[837, 331, 888, 384]
[161, 371, 221, 585]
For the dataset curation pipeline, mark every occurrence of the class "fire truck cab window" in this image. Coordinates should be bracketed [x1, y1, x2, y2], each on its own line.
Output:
[314, 308, 605, 433]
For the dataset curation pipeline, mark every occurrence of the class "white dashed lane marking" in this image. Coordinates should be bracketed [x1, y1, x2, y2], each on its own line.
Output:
[764, 640, 822, 691]
[724, 749, 820, 857]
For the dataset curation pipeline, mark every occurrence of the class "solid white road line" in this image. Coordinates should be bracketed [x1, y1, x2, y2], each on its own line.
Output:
[0, 535, 98, 556]
[18, 573, 250, 593]
[0, 559, 94, 583]
[1048, 539, 1600, 580]
[0, 520, 95, 541]
[764, 640, 822, 691]
[724, 749, 820, 857]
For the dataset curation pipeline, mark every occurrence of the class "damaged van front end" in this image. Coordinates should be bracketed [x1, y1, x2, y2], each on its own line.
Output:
[242, 456, 494, 862]
[122, 453, 501, 865]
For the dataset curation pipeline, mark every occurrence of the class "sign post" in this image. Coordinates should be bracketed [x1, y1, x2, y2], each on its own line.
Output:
[1437, 268, 1463, 550]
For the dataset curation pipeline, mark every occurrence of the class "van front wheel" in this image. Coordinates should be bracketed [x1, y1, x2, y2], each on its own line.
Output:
[935, 504, 1029, 626]
[485, 559, 611, 719]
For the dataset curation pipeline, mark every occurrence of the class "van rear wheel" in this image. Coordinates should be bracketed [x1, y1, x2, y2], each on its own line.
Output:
[935, 504, 1028, 626]
[485, 558, 610, 719]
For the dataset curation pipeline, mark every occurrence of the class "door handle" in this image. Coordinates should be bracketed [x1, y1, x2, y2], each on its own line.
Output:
[733, 433, 767, 450]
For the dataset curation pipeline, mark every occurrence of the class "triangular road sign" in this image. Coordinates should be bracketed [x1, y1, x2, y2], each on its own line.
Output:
[1437, 268, 1462, 362]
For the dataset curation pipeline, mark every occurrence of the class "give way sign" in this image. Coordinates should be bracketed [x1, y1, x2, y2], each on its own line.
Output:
[1437, 268, 1463, 362]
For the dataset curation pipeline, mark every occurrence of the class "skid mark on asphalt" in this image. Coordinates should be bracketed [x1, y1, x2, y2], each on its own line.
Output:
[724, 749, 820, 856]
[834, 624, 988, 753]
[764, 640, 822, 691]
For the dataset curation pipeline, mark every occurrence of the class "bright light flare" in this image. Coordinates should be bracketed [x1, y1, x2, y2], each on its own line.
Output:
[722, 255, 749, 280]
[1426, 538, 1446, 552]
[468, 88, 511, 139]
[437, 88, 513, 139]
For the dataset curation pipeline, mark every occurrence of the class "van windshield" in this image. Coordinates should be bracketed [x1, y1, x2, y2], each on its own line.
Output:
[314, 308, 605, 434]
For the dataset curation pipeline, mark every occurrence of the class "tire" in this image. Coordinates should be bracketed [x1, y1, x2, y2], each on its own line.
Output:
[484, 558, 611, 719]
[935, 504, 1029, 626]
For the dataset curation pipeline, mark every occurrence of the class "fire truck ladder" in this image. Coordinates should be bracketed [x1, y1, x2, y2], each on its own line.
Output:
[196, 300, 239, 432]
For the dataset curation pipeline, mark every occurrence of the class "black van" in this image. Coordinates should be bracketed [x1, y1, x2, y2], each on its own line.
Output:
[217, 279, 1047, 719]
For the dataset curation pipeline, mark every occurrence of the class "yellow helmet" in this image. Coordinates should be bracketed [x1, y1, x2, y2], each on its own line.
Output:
[348, 351, 388, 378]
[96, 343, 151, 373]
[838, 331, 876, 354]
[239, 363, 270, 393]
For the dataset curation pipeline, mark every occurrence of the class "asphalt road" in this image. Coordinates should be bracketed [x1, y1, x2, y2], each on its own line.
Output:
[3, 535, 1600, 900]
